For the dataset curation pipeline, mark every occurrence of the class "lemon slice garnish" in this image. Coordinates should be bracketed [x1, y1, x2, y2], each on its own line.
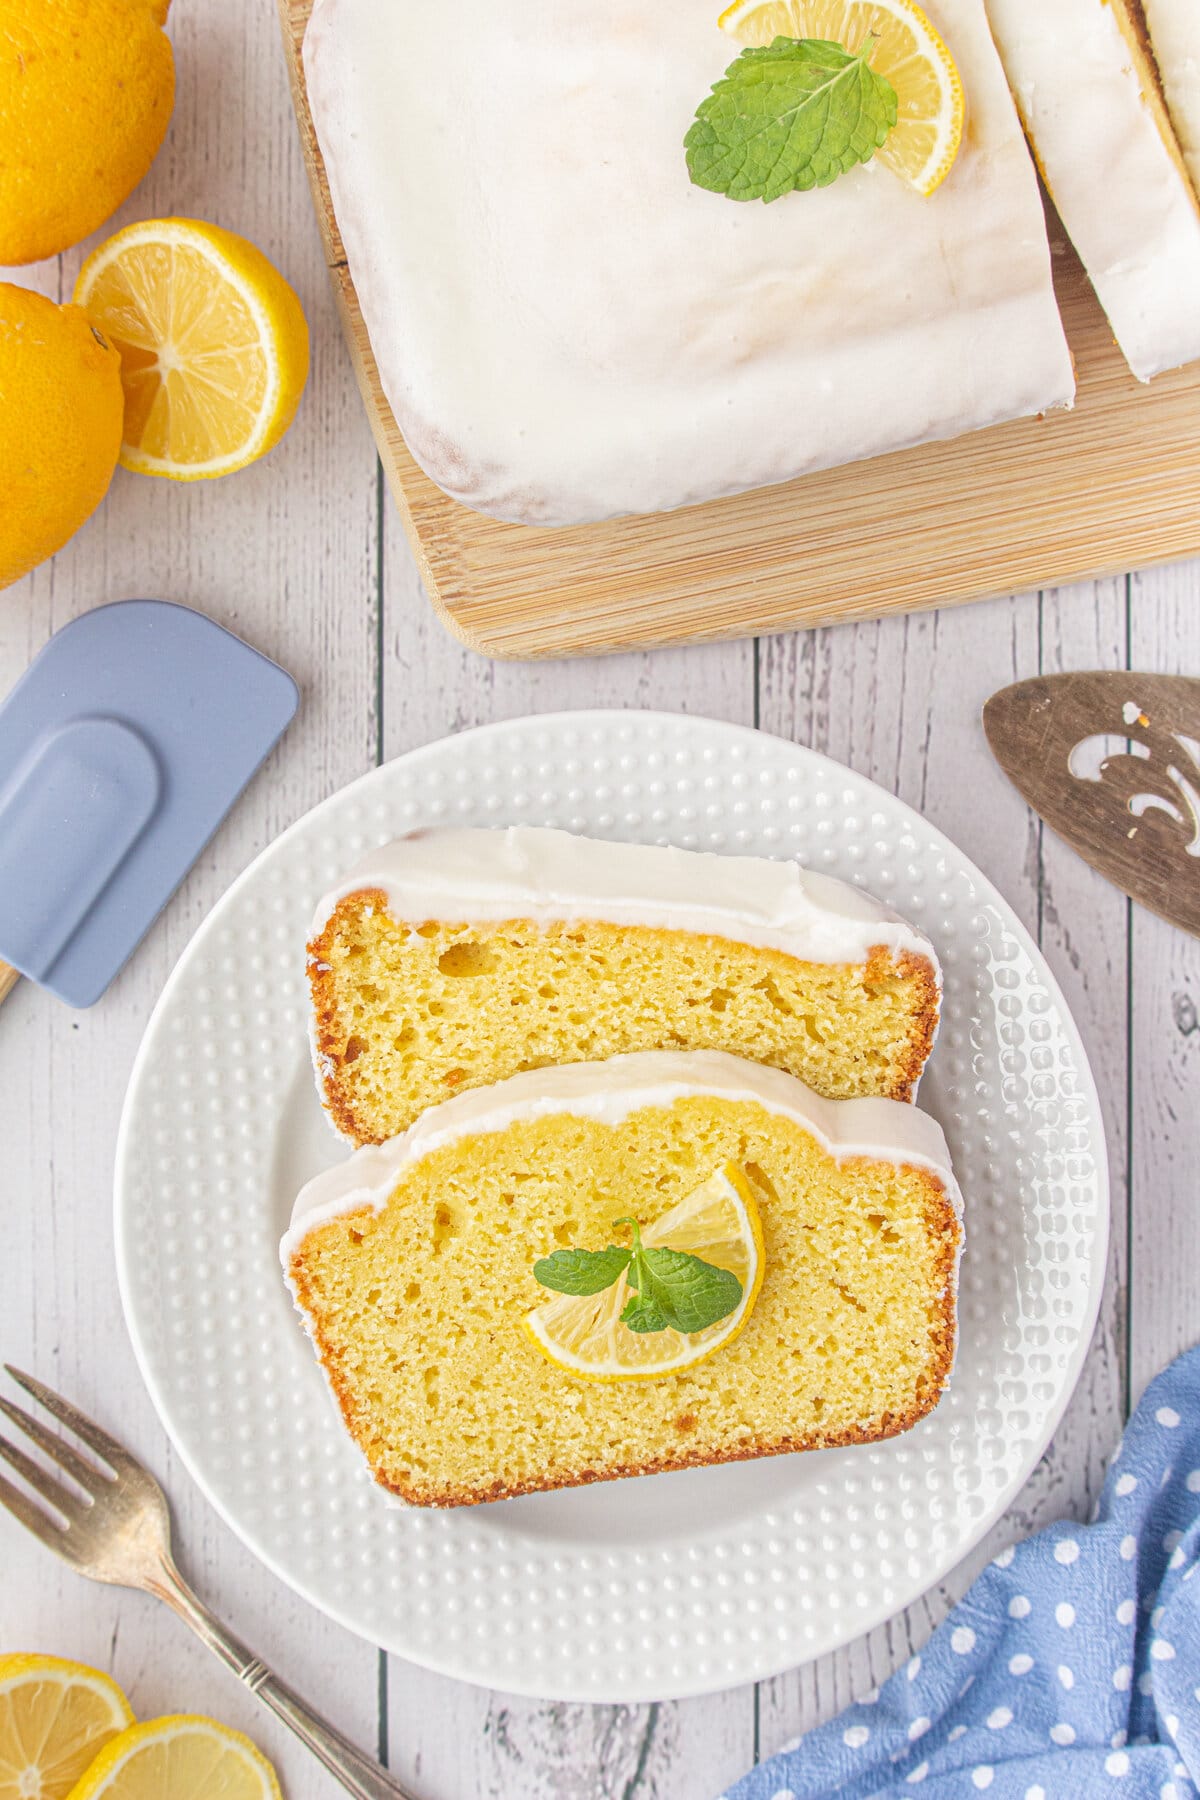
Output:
[0, 1653, 133, 1800]
[718, 0, 965, 196]
[74, 218, 309, 480]
[64, 1714, 282, 1800]
[523, 1163, 765, 1381]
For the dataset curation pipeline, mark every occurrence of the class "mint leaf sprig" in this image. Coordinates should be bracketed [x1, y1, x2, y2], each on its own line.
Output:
[533, 1218, 743, 1336]
[685, 35, 897, 202]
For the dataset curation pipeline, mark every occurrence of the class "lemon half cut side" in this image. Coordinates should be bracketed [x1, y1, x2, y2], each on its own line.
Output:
[74, 219, 310, 481]
[523, 1162, 765, 1381]
[718, 0, 965, 196]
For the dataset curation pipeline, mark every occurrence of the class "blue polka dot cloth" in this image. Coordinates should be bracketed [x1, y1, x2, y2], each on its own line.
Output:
[723, 1346, 1200, 1800]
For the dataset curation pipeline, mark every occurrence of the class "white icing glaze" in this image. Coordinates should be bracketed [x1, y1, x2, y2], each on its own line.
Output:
[1143, 0, 1200, 203]
[282, 1048, 962, 1265]
[986, 0, 1200, 381]
[302, 0, 1073, 526]
[311, 825, 940, 971]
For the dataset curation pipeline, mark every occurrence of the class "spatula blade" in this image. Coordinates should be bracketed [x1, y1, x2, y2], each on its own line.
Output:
[983, 671, 1200, 938]
[0, 600, 298, 1007]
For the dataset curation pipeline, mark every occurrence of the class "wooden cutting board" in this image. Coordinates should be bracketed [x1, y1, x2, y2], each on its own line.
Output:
[279, 0, 1200, 661]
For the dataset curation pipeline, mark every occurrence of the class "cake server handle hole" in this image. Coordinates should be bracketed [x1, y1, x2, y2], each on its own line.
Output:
[0, 1364, 420, 1800]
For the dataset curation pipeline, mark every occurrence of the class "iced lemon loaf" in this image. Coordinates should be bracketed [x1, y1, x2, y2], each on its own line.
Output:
[302, 0, 1073, 524]
[308, 827, 941, 1144]
[986, 0, 1200, 380]
[282, 1050, 962, 1506]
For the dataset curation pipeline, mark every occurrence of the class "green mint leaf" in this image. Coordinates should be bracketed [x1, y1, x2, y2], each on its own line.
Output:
[534, 1215, 743, 1336]
[684, 36, 897, 203]
[619, 1217, 744, 1335]
[620, 1289, 673, 1334]
[639, 1247, 744, 1333]
[533, 1245, 631, 1297]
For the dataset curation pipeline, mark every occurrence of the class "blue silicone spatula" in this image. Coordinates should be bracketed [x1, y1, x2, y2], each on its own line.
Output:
[0, 599, 299, 1008]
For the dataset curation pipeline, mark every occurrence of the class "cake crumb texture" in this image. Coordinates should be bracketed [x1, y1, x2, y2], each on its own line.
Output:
[286, 1095, 960, 1506]
[310, 899, 940, 1145]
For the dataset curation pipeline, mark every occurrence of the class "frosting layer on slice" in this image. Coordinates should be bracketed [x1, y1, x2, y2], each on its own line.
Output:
[986, 0, 1200, 380]
[303, 0, 1072, 525]
[312, 826, 938, 967]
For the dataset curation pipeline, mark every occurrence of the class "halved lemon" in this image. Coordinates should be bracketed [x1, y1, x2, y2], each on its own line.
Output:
[718, 0, 965, 196]
[65, 1715, 281, 1800]
[0, 1653, 133, 1800]
[523, 1163, 765, 1380]
[74, 219, 309, 480]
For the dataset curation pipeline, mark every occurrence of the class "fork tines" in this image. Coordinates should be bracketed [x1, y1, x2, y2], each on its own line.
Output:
[4, 1365, 127, 1470]
[0, 1365, 119, 1552]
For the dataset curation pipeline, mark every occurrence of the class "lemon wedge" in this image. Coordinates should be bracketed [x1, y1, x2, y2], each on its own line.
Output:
[74, 218, 309, 480]
[523, 1162, 765, 1380]
[64, 1715, 281, 1800]
[718, 0, 965, 196]
[0, 1654, 133, 1800]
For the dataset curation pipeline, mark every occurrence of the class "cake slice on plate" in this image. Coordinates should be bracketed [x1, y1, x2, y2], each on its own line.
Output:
[282, 1050, 963, 1506]
[986, 0, 1200, 380]
[303, 0, 1072, 524]
[1142, 0, 1200, 201]
[308, 827, 942, 1144]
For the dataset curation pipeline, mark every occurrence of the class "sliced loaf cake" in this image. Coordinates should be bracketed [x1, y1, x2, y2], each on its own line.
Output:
[283, 1050, 962, 1506]
[308, 827, 941, 1145]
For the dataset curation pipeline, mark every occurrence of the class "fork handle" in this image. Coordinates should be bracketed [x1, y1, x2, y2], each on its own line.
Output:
[150, 1563, 418, 1800]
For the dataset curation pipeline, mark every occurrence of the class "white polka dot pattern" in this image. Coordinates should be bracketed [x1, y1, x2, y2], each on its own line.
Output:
[112, 712, 1110, 1702]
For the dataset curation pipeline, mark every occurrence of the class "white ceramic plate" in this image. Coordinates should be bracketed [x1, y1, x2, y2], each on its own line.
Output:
[115, 711, 1108, 1703]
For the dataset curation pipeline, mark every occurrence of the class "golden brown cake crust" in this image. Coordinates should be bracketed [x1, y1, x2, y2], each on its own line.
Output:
[308, 888, 392, 1144]
[891, 948, 941, 1102]
[287, 1172, 958, 1509]
[307, 891, 942, 1146]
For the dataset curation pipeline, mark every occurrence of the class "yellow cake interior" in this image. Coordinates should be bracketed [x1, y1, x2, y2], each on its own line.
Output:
[287, 1095, 959, 1506]
[310, 900, 939, 1145]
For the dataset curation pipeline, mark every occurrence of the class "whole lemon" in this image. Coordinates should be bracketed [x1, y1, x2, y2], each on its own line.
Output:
[0, 0, 175, 266]
[0, 282, 124, 589]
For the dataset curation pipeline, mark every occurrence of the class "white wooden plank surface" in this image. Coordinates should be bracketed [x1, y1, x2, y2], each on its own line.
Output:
[1, 1, 1198, 1793]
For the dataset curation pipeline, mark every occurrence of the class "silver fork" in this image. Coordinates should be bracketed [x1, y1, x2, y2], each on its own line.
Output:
[0, 1365, 417, 1800]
